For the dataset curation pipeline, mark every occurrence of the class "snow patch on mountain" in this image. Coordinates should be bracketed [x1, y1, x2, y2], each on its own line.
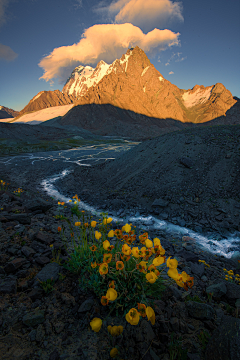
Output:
[32, 91, 44, 102]
[120, 53, 131, 72]
[141, 66, 150, 77]
[12, 104, 75, 124]
[182, 87, 213, 108]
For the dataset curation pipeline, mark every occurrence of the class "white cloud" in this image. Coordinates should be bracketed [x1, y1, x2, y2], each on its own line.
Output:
[169, 71, 174, 74]
[38, 23, 180, 83]
[94, 0, 184, 32]
[165, 62, 170, 66]
[0, 43, 18, 61]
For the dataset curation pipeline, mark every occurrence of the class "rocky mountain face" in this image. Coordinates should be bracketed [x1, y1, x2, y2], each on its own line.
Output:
[58, 46, 237, 140]
[18, 90, 76, 117]
[18, 46, 237, 140]
[62, 46, 236, 124]
[0, 106, 19, 119]
[58, 47, 238, 140]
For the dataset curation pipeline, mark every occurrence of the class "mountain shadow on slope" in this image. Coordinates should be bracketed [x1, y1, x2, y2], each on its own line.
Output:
[58, 99, 240, 141]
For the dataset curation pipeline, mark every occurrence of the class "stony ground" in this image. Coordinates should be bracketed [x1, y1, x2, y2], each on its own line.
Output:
[1, 123, 240, 250]
[0, 121, 109, 156]
[0, 180, 240, 360]
[0, 123, 240, 359]
[55, 124, 240, 240]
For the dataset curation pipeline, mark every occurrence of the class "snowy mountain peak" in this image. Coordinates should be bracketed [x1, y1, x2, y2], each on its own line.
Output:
[62, 60, 112, 98]
[62, 47, 137, 98]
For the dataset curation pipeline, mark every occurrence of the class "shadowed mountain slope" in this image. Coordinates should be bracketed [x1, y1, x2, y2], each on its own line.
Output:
[58, 98, 240, 141]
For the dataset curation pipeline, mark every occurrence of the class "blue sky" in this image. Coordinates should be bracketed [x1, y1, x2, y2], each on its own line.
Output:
[0, 0, 239, 111]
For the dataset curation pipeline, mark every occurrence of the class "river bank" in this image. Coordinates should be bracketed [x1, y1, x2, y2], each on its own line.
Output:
[1, 124, 240, 260]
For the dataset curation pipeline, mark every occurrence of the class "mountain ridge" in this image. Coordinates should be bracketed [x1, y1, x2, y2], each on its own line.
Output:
[65, 46, 236, 123]
[9, 46, 238, 139]
[17, 90, 76, 116]
[0, 105, 19, 119]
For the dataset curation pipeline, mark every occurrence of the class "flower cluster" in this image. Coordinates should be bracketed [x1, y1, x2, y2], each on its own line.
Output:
[56, 195, 195, 357]
[13, 188, 24, 196]
[89, 223, 194, 328]
[0, 179, 9, 191]
[51, 193, 240, 359]
[199, 260, 240, 285]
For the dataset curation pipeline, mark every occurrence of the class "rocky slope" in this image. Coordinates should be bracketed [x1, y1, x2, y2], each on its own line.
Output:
[58, 97, 240, 141]
[0, 106, 19, 119]
[17, 90, 76, 117]
[55, 123, 240, 242]
[0, 183, 239, 360]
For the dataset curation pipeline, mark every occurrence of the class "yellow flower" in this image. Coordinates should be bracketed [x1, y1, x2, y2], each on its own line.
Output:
[152, 256, 165, 267]
[145, 239, 153, 248]
[110, 348, 119, 358]
[108, 230, 115, 237]
[125, 308, 141, 325]
[136, 261, 148, 274]
[91, 221, 97, 228]
[103, 253, 112, 264]
[103, 217, 113, 225]
[153, 238, 161, 247]
[103, 240, 111, 250]
[106, 288, 118, 301]
[99, 263, 108, 275]
[95, 231, 102, 240]
[91, 261, 98, 268]
[124, 223, 131, 233]
[122, 243, 132, 256]
[167, 256, 178, 269]
[146, 271, 158, 284]
[168, 267, 180, 281]
[131, 247, 140, 258]
[146, 306, 155, 325]
[107, 325, 123, 336]
[75, 222, 81, 226]
[90, 317, 102, 332]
